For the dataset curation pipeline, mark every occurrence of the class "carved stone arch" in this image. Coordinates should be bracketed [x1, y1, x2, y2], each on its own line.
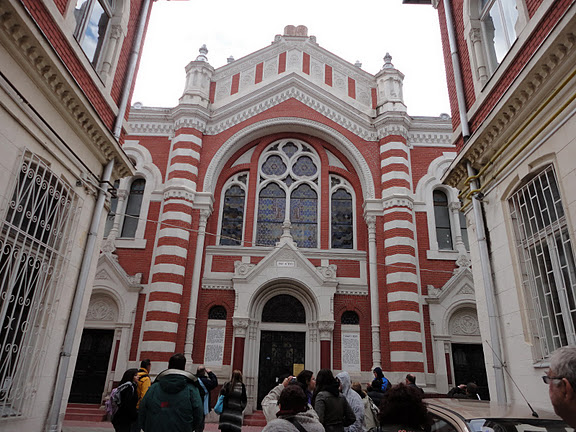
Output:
[86, 290, 120, 323]
[248, 279, 320, 323]
[203, 117, 376, 200]
[122, 141, 164, 192]
[414, 153, 457, 205]
[448, 305, 481, 338]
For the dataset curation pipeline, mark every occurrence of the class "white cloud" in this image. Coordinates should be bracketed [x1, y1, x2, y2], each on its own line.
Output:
[133, 0, 450, 117]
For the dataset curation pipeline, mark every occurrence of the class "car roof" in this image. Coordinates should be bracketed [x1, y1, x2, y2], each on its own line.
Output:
[425, 398, 561, 421]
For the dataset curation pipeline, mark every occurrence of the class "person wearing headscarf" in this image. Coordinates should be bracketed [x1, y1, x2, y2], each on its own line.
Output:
[367, 367, 391, 407]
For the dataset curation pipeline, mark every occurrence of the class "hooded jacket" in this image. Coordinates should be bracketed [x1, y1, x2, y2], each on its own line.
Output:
[136, 367, 151, 409]
[262, 410, 325, 432]
[336, 372, 364, 432]
[138, 369, 203, 432]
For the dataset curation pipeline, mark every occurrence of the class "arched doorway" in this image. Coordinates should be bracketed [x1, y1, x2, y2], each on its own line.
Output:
[256, 294, 307, 407]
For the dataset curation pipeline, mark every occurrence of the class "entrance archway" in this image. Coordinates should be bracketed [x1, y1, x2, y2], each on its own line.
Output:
[256, 294, 307, 407]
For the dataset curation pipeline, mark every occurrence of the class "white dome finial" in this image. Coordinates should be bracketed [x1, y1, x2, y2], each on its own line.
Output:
[196, 44, 208, 62]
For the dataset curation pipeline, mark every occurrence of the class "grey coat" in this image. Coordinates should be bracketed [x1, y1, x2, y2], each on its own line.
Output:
[336, 372, 364, 432]
[262, 410, 325, 432]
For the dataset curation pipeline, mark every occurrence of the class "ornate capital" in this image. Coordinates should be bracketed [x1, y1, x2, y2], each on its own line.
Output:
[233, 317, 250, 338]
[318, 320, 335, 340]
[234, 261, 255, 276]
[317, 264, 337, 280]
[469, 27, 482, 43]
[449, 201, 461, 212]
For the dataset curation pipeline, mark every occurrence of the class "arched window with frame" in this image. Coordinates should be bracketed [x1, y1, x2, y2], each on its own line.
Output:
[73, 0, 114, 66]
[434, 190, 453, 250]
[219, 174, 248, 246]
[341, 311, 360, 325]
[208, 306, 227, 320]
[255, 139, 320, 248]
[331, 176, 354, 249]
[480, 0, 519, 71]
[121, 178, 145, 238]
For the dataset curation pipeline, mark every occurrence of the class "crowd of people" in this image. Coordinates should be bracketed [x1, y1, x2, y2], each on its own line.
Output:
[106, 345, 576, 432]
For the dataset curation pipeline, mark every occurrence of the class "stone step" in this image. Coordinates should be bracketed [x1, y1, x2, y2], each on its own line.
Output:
[244, 410, 266, 427]
[64, 403, 107, 422]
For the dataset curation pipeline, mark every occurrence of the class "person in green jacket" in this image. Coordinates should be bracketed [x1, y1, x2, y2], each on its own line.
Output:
[139, 353, 203, 432]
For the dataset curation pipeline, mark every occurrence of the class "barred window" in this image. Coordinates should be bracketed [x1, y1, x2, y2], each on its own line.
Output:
[0, 152, 81, 416]
[341, 311, 360, 325]
[262, 295, 306, 323]
[208, 306, 227, 320]
[509, 166, 576, 359]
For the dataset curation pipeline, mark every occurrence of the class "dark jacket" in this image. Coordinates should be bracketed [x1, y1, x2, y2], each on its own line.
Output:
[218, 381, 247, 432]
[313, 384, 355, 432]
[139, 369, 203, 432]
[199, 370, 218, 411]
[112, 382, 138, 431]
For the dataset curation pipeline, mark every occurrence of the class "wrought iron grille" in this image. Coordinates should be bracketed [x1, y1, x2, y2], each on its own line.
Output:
[509, 166, 576, 360]
[0, 152, 81, 417]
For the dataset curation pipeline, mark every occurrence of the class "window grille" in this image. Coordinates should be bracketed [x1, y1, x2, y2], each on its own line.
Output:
[509, 166, 576, 359]
[341, 311, 360, 325]
[256, 139, 320, 247]
[208, 306, 227, 320]
[262, 295, 306, 323]
[0, 152, 81, 417]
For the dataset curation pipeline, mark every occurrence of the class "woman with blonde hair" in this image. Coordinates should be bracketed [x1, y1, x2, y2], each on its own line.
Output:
[218, 370, 248, 432]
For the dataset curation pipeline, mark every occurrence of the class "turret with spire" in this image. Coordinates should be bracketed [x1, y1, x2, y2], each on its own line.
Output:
[375, 53, 406, 114]
[180, 44, 214, 107]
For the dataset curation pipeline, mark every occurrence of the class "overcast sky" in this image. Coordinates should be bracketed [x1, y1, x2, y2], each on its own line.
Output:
[132, 0, 451, 117]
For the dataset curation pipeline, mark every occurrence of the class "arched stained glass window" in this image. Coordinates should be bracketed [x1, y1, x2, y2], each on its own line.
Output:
[341, 311, 360, 325]
[332, 187, 353, 249]
[220, 185, 245, 246]
[434, 190, 453, 250]
[262, 295, 306, 323]
[208, 306, 227, 320]
[290, 184, 317, 248]
[256, 139, 320, 247]
[121, 178, 145, 238]
[256, 183, 286, 246]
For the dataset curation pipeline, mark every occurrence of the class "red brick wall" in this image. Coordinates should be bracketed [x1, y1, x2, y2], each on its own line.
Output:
[212, 256, 242, 272]
[333, 295, 372, 371]
[329, 260, 361, 278]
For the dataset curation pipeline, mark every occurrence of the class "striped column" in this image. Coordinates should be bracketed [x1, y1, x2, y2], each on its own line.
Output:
[140, 128, 202, 360]
[380, 135, 424, 373]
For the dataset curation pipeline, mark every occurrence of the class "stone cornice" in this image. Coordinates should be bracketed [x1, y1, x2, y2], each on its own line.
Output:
[444, 17, 576, 190]
[0, 0, 133, 178]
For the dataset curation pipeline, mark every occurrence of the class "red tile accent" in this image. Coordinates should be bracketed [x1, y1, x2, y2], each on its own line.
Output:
[303, 53, 310, 74]
[348, 77, 356, 99]
[372, 88, 377, 109]
[255, 62, 264, 84]
[231, 73, 240, 95]
[278, 52, 287, 74]
[325, 65, 333, 86]
[209, 81, 216, 103]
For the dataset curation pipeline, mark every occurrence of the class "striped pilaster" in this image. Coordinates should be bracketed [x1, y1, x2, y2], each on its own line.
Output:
[380, 136, 424, 372]
[140, 197, 193, 358]
[167, 131, 202, 191]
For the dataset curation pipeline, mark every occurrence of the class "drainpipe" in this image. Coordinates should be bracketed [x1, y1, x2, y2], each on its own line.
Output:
[45, 160, 114, 432]
[442, 0, 505, 403]
[467, 163, 506, 404]
[443, 0, 470, 139]
[113, 0, 152, 139]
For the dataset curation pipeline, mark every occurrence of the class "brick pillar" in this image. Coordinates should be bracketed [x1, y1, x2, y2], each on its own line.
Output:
[232, 318, 249, 372]
[318, 320, 334, 369]
[140, 128, 202, 361]
[379, 135, 424, 373]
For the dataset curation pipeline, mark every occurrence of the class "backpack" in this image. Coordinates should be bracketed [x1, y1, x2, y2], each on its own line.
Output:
[105, 381, 133, 420]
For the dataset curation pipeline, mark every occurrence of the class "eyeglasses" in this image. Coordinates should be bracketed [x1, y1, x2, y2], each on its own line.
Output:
[542, 375, 564, 384]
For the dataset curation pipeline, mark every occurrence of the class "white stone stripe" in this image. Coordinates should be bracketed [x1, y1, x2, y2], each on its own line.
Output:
[162, 211, 192, 224]
[149, 282, 184, 294]
[155, 245, 188, 258]
[383, 220, 413, 231]
[387, 272, 418, 285]
[142, 321, 179, 334]
[380, 141, 407, 152]
[171, 147, 200, 159]
[161, 197, 193, 207]
[151, 263, 186, 277]
[383, 206, 412, 216]
[141, 340, 176, 353]
[385, 254, 416, 265]
[158, 227, 190, 241]
[172, 133, 202, 146]
[381, 171, 410, 183]
[389, 331, 422, 342]
[164, 179, 197, 191]
[168, 163, 199, 174]
[388, 310, 421, 323]
[381, 157, 409, 168]
[147, 301, 181, 314]
[388, 291, 419, 303]
[390, 351, 424, 362]
[384, 237, 415, 248]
